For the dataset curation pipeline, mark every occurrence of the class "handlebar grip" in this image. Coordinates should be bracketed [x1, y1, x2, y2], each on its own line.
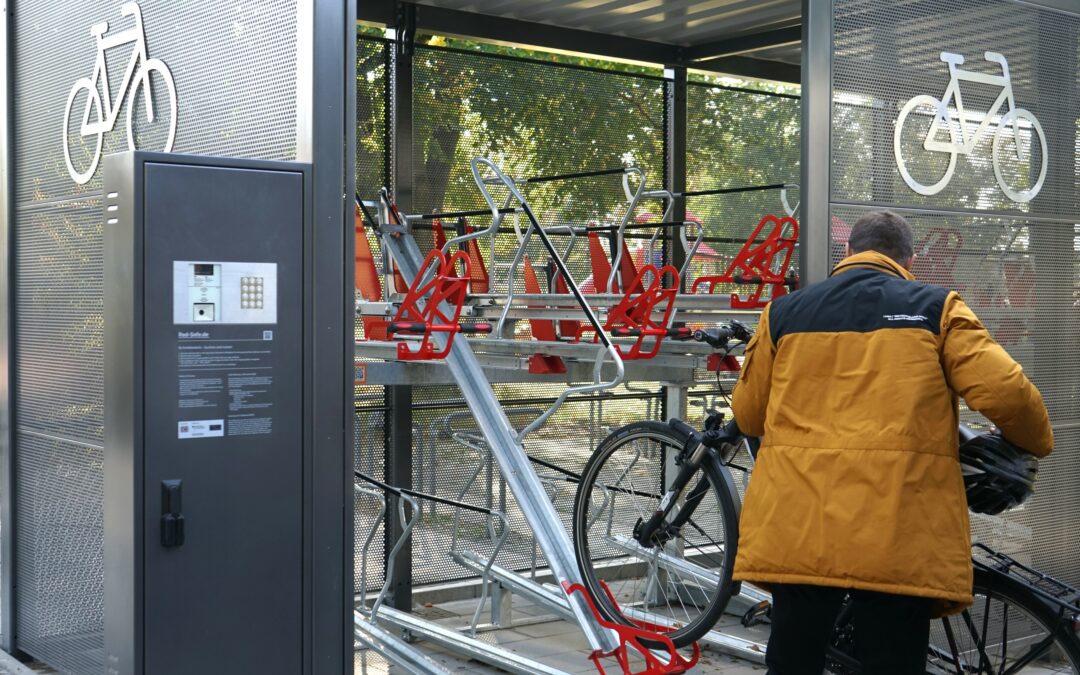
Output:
[611, 327, 641, 337]
[459, 322, 493, 335]
[388, 321, 426, 335]
[693, 328, 733, 348]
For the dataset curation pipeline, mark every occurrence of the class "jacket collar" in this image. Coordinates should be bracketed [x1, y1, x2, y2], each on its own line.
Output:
[830, 250, 914, 281]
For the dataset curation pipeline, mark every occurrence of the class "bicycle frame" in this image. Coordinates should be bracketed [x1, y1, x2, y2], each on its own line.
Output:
[81, 7, 148, 134]
[925, 54, 1016, 157]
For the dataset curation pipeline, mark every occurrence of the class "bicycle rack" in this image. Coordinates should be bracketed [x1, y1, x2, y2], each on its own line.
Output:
[363, 174, 625, 657]
[352, 159, 792, 672]
[565, 581, 700, 675]
[354, 473, 573, 675]
[691, 214, 800, 309]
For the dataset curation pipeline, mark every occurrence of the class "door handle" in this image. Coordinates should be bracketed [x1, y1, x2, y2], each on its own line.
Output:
[161, 479, 185, 548]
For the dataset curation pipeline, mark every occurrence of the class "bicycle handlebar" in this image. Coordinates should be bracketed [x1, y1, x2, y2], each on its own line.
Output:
[687, 320, 754, 349]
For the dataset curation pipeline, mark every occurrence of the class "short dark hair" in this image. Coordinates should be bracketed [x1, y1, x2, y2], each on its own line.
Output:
[848, 211, 915, 264]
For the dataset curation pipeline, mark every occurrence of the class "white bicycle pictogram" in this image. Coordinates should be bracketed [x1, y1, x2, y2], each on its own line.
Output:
[894, 51, 1046, 203]
[63, 2, 176, 184]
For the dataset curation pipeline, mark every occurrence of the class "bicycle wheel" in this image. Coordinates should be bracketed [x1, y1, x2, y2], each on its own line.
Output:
[827, 568, 1080, 673]
[62, 78, 104, 185]
[928, 568, 1080, 673]
[126, 58, 178, 153]
[993, 108, 1047, 203]
[572, 421, 739, 647]
[894, 94, 958, 196]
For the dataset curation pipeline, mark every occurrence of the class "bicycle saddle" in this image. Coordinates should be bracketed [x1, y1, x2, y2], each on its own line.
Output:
[939, 52, 965, 65]
[90, 21, 109, 37]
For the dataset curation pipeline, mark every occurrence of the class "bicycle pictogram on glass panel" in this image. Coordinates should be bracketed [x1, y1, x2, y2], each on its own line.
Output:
[63, 2, 177, 185]
[894, 51, 1046, 203]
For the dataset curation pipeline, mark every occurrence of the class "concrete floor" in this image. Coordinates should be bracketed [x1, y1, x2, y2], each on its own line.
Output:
[356, 591, 771, 674]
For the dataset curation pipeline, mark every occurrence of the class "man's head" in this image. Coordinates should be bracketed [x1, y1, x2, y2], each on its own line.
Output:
[846, 210, 915, 269]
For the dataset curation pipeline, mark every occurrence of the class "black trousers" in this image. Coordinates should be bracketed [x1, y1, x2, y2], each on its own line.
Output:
[765, 583, 932, 675]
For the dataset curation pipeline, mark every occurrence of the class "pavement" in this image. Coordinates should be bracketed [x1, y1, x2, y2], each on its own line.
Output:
[356, 591, 771, 674]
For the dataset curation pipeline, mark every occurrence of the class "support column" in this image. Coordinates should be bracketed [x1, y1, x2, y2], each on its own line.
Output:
[1029, 10, 1079, 573]
[0, 0, 13, 654]
[800, 0, 833, 285]
[385, 7, 415, 613]
[297, 0, 356, 670]
[665, 66, 688, 287]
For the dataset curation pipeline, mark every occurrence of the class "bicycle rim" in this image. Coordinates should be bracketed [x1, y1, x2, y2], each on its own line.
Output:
[572, 422, 739, 647]
[928, 569, 1080, 674]
[894, 94, 958, 196]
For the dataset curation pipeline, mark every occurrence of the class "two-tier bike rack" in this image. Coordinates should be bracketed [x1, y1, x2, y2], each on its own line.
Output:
[353, 159, 799, 672]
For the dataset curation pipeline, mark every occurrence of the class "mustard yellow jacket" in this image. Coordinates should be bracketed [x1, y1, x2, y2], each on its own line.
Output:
[731, 250, 1053, 615]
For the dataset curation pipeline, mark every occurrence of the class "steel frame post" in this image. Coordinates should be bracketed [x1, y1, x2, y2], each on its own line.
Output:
[0, 0, 13, 654]
[385, 14, 415, 613]
[665, 66, 688, 291]
[296, 0, 355, 670]
[1030, 11, 1078, 568]
[800, 0, 833, 285]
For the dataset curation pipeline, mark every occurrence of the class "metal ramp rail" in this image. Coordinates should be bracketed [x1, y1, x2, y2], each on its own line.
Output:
[353, 474, 575, 675]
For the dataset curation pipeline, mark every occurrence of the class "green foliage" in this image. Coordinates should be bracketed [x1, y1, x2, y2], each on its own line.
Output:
[356, 30, 803, 284]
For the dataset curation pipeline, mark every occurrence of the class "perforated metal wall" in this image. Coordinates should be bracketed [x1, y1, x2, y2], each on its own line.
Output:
[11, 1, 299, 671]
[831, 0, 1080, 583]
[411, 46, 669, 302]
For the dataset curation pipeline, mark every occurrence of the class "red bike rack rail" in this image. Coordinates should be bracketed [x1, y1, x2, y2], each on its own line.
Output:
[692, 214, 799, 309]
[584, 264, 682, 360]
[563, 581, 700, 675]
[387, 248, 491, 360]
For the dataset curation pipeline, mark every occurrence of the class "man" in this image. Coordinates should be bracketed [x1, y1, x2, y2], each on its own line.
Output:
[731, 210, 1054, 674]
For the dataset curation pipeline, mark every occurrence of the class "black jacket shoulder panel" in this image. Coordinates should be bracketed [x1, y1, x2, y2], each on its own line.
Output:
[769, 269, 949, 343]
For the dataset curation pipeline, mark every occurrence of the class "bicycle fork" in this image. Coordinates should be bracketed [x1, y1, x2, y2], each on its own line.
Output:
[633, 422, 714, 548]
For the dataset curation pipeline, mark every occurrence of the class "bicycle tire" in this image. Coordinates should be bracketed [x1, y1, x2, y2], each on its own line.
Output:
[828, 567, 1080, 673]
[572, 421, 740, 648]
[894, 94, 958, 197]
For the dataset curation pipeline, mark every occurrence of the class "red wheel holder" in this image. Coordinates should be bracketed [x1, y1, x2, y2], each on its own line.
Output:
[580, 264, 680, 360]
[387, 249, 491, 360]
[563, 581, 700, 675]
[692, 214, 799, 309]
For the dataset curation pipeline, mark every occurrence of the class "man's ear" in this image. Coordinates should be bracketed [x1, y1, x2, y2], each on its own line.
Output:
[902, 255, 915, 271]
[845, 243, 854, 258]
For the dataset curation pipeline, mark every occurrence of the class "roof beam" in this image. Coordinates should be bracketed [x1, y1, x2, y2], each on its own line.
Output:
[691, 56, 800, 84]
[358, 1, 683, 66]
[682, 25, 802, 62]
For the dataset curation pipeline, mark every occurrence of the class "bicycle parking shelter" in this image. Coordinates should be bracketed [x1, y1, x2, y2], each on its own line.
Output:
[1, 0, 1079, 674]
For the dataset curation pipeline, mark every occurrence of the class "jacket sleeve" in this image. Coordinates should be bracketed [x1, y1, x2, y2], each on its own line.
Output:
[731, 304, 777, 438]
[941, 293, 1053, 457]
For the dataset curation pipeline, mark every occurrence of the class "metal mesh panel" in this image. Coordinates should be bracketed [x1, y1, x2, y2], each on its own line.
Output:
[354, 388, 387, 594]
[355, 36, 390, 344]
[13, 433, 104, 674]
[357, 36, 389, 197]
[406, 383, 663, 587]
[830, 205, 1080, 584]
[685, 82, 799, 382]
[12, 1, 300, 671]
[411, 46, 668, 299]
[831, 0, 1080, 217]
[831, 0, 1080, 587]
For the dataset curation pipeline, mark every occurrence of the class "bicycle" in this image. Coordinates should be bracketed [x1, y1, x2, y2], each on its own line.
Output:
[893, 51, 1046, 203]
[572, 321, 1080, 671]
[571, 321, 756, 647]
[63, 2, 177, 184]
